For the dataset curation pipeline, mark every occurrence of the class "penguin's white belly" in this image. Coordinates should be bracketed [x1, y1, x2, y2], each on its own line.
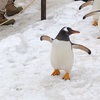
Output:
[50, 39, 74, 72]
[92, 0, 100, 21]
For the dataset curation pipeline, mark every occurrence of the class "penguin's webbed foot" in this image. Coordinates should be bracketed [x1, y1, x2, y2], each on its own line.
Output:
[93, 21, 98, 26]
[51, 69, 60, 76]
[97, 36, 100, 39]
[62, 73, 70, 80]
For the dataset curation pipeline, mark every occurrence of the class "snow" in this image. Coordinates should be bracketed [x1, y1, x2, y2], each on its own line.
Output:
[0, 0, 100, 100]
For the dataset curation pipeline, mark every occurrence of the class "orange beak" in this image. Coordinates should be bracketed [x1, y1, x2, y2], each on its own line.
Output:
[71, 29, 80, 34]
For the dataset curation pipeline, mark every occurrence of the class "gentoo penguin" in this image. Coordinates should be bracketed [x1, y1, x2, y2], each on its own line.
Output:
[40, 27, 91, 80]
[83, 10, 100, 38]
[79, 0, 100, 26]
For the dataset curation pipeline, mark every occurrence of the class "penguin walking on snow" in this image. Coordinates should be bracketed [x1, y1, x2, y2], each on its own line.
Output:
[79, 0, 100, 26]
[83, 10, 100, 38]
[40, 27, 91, 80]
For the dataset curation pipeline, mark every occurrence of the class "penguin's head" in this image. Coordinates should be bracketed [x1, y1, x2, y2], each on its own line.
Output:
[55, 27, 80, 41]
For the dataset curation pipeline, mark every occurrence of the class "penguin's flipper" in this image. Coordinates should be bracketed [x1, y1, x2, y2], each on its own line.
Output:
[83, 10, 100, 19]
[72, 43, 91, 55]
[40, 35, 54, 43]
[79, 1, 93, 10]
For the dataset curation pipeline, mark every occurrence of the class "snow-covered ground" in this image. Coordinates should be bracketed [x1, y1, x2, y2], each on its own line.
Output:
[0, 0, 100, 100]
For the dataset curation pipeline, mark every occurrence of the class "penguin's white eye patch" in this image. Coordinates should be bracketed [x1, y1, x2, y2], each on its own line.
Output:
[63, 27, 68, 32]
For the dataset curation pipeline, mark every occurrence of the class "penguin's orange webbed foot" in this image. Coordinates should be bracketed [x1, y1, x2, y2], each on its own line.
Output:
[62, 73, 70, 80]
[93, 21, 98, 26]
[51, 69, 60, 76]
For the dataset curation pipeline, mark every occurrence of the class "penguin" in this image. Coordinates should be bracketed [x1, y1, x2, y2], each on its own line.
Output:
[40, 27, 91, 80]
[83, 10, 100, 38]
[79, 0, 100, 26]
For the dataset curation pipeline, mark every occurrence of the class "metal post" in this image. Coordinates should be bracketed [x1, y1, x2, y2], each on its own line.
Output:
[41, 0, 46, 20]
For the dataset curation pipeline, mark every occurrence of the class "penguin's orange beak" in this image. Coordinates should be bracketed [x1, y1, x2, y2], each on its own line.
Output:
[71, 30, 80, 34]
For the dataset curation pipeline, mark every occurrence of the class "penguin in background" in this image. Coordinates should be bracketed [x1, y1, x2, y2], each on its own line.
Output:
[79, 0, 100, 26]
[83, 10, 100, 39]
[40, 27, 91, 80]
